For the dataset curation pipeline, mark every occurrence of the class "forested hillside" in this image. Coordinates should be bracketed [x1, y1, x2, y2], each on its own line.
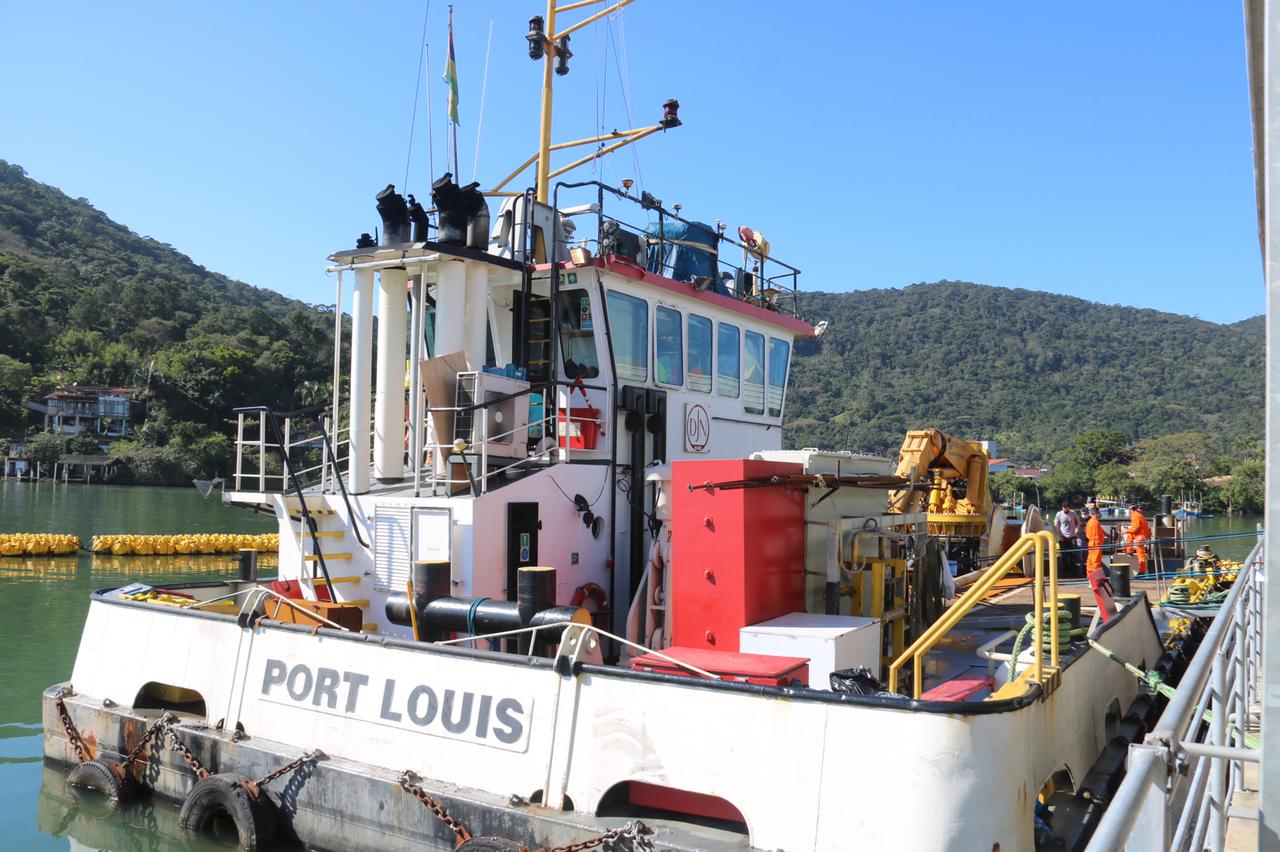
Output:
[785, 284, 1263, 461]
[0, 160, 335, 481]
[0, 160, 1263, 486]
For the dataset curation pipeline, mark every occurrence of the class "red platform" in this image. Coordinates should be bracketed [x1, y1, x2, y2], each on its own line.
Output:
[630, 646, 809, 686]
[670, 459, 806, 651]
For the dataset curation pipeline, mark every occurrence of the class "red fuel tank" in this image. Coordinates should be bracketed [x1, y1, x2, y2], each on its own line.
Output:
[670, 459, 806, 651]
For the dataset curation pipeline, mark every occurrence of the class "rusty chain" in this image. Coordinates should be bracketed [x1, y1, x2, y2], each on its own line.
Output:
[53, 689, 90, 765]
[545, 821, 653, 852]
[398, 770, 474, 846]
[255, 748, 324, 788]
[164, 726, 210, 780]
[238, 748, 326, 800]
[124, 713, 176, 768]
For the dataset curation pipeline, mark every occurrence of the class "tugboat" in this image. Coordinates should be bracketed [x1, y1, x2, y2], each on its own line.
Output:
[44, 5, 1185, 850]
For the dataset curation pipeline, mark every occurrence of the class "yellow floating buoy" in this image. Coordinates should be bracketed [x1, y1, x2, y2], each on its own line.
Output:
[85, 533, 279, 556]
[0, 533, 81, 557]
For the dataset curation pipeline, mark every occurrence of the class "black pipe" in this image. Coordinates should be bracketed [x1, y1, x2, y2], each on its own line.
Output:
[375, 185, 411, 245]
[407, 194, 431, 242]
[237, 548, 258, 583]
[1109, 561, 1132, 597]
[517, 566, 554, 625]
[415, 560, 451, 640]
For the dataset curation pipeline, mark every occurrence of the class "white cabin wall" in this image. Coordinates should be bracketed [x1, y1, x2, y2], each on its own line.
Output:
[375, 268, 408, 482]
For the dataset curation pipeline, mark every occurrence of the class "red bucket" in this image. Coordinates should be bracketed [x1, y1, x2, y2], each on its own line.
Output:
[558, 407, 600, 450]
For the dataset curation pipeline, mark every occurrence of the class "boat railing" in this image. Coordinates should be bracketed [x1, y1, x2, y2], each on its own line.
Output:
[233, 402, 374, 495]
[887, 530, 1060, 699]
[418, 378, 610, 497]
[231, 405, 337, 593]
[1086, 534, 1264, 852]
[551, 178, 802, 318]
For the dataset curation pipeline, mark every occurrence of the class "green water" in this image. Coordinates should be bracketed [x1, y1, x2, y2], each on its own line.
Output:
[0, 482, 1263, 850]
[0, 481, 273, 851]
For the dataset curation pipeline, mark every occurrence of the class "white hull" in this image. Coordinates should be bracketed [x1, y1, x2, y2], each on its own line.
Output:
[63, 585, 1162, 851]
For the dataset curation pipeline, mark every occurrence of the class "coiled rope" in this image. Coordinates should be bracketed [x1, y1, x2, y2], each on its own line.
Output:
[1007, 609, 1086, 683]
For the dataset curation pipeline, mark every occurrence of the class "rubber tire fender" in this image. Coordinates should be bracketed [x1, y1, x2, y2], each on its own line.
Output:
[178, 772, 278, 851]
[66, 759, 137, 801]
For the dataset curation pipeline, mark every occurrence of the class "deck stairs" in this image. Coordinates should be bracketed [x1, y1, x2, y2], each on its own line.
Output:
[282, 496, 374, 632]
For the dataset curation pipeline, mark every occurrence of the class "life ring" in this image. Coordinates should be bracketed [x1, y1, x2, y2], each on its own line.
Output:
[66, 758, 137, 802]
[570, 582, 608, 628]
[178, 772, 278, 850]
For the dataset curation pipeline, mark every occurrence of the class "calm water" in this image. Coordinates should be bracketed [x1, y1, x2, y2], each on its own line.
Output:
[0, 482, 1263, 850]
[0, 481, 273, 851]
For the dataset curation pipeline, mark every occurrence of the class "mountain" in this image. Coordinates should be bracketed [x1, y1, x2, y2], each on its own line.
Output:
[0, 161, 1262, 475]
[784, 283, 1263, 462]
[0, 160, 336, 478]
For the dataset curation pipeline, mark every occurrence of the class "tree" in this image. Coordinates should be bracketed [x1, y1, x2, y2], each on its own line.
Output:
[990, 470, 1036, 505]
[1093, 461, 1133, 500]
[0, 353, 32, 435]
[1132, 432, 1222, 500]
[1063, 430, 1130, 470]
[1038, 460, 1093, 504]
[26, 431, 63, 472]
[1221, 459, 1264, 514]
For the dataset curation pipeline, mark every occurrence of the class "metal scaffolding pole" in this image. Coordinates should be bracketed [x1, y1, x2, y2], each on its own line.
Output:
[1247, 0, 1280, 845]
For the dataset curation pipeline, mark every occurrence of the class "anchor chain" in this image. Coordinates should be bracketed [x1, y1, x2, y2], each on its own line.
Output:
[545, 821, 653, 852]
[124, 713, 176, 768]
[398, 770, 474, 846]
[164, 726, 210, 780]
[241, 749, 326, 800]
[54, 689, 90, 765]
[256, 748, 324, 788]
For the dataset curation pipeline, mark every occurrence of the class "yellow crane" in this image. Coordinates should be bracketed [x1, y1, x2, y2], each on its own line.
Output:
[887, 429, 991, 537]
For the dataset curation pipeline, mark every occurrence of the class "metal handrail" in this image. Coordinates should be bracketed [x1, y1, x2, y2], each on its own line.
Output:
[233, 405, 335, 596]
[318, 413, 369, 550]
[1086, 535, 1264, 852]
[552, 178, 803, 317]
[887, 530, 1059, 699]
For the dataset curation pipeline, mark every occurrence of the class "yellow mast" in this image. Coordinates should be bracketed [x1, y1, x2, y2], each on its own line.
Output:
[532, 0, 639, 203]
[534, 0, 558, 204]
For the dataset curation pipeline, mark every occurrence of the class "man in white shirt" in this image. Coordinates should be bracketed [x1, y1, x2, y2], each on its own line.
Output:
[1053, 502, 1081, 576]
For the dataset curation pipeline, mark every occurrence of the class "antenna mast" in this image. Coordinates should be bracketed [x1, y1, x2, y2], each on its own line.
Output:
[529, 0, 638, 203]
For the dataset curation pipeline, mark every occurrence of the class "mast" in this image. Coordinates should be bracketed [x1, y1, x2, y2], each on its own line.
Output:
[534, 0, 557, 204]
[531, 0, 638, 203]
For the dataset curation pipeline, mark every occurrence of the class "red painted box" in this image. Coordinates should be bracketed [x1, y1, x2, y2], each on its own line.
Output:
[630, 646, 809, 687]
[670, 459, 806, 651]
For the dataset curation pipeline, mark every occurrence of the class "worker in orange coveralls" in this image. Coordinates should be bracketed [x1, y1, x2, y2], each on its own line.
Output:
[1124, 505, 1152, 574]
[1085, 506, 1116, 619]
[1086, 507, 1106, 577]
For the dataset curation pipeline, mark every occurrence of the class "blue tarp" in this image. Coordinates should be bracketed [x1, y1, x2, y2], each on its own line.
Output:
[643, 220, 719, 283]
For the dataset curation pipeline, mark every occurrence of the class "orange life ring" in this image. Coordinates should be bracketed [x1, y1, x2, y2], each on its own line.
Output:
[570, 582, 608, 627]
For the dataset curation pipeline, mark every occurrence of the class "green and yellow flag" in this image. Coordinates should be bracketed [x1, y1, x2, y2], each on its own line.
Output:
[443, 15, 459, 125]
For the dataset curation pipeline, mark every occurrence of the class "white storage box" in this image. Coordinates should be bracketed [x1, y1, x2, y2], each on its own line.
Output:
[739, 613, 880, 690]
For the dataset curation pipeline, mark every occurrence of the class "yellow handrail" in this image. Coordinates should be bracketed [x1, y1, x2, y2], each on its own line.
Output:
[887, 531, 1060, 699]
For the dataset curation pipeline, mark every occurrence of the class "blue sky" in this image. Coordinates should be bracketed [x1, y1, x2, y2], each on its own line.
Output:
[0, 1, 1262, 322]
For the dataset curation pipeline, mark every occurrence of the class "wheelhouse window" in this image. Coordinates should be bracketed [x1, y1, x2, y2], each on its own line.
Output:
[743, 330, 765, 415]
[716, 323, 739, 397]
[655, 305, 683, 386]
[606, 290, 648, 383]
[556, 289, 599, 379]
[688, 314, 712, 393]
[767, 337, 790, 417]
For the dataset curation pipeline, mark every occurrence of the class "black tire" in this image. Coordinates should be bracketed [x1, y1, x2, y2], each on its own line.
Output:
[178, 772, 278, 850]
[66, 759, 136, 802]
